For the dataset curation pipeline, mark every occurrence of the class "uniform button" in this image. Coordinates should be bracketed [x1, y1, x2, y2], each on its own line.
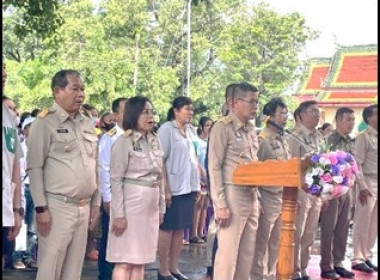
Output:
[64, 146, 70, 152]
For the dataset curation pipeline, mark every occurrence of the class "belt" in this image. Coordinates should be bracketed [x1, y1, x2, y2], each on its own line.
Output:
[45, 192, 91, 207]
[123, 177, 160, 188]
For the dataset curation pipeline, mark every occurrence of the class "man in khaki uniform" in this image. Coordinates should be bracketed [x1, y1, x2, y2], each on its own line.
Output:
[205, 83, 236, 276]
[251, 98, 291, 280]
[351, 104, 378, 273]
[287, 100, 323, 280]
[27, 69, 100, 280]
[208, 82, 260, 280]
[319, 107, 356, 279]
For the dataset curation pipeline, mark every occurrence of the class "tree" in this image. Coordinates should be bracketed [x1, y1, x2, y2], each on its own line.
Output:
[2, 0, 64, 40]
[3, 0, 318, 123]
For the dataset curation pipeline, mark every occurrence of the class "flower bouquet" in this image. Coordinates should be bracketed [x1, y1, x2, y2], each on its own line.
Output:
[304, 149, 358, 201]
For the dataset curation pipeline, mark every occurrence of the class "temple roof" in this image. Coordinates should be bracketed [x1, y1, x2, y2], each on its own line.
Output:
[294, 44, 378, 107]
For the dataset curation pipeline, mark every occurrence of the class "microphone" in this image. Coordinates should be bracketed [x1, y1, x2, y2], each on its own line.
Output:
[266, 119, 317, 151]
[266, 119, 284, 135]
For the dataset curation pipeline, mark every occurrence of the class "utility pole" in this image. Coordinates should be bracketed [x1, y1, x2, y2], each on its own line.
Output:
[186, 0, 191, 97]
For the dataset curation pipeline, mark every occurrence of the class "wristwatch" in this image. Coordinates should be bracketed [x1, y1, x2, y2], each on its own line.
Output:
[13, 207, 25, 216]
[35, 206, 48, 213]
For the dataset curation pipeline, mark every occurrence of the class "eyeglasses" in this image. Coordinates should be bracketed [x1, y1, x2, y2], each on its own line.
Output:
[235, 97, 259, 107]
[141, 109, 156, 116]
[305, 109, 320, 116]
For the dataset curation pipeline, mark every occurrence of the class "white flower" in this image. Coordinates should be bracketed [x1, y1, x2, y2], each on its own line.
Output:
[333, 175, 343, 184]
[305, 173, 314, 185]
[319, 157, 331, 166]
[311, 167, 324, 176]
[321, 183, 333, 193]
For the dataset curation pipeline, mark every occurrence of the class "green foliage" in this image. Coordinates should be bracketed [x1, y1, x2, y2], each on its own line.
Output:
[3, 0, 318, 125]
[2, 0, 64, 39]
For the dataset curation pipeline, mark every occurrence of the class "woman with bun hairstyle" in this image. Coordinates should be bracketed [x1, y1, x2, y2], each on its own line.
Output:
[251, 97, 292, 280]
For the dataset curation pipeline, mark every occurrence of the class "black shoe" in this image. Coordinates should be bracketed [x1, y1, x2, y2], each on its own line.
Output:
[352, 262, 374, 273]
[206, 266, 213, 276]
[334, 267, 355, 278]
[365, 260, 378, 272]
[170, 271, 189, 280]
[302, 276, 311, 280]
[321, 270, 340, 279]
[158, 272, 178, 280]
[293, 278, 303, 280]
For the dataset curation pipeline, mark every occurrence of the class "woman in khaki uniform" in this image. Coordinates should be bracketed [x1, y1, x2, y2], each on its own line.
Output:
[106, 96, 166, 280]
[251, 98, 291, 280]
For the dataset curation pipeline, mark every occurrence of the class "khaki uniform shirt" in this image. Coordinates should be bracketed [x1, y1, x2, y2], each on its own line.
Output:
[27, 102, 100, 207]
[110, 130, 166, 218]
[287, 124, 323, 157]
[257, 126, 292, 194]
[208, 112, 259, 209]
[354, 126, 378, 191]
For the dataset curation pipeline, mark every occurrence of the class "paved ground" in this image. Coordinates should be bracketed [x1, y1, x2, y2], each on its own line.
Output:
[3, 226, 377, 280]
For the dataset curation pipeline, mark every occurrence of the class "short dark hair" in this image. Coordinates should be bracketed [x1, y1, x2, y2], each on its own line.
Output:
[19, 111, 32, 129]
[31, 108, 41, 117]
[335, 107, 354, 121]
[293, 107, 301, 121]
[51, 69, 81, 92]
[320, 122, 332, 131]
[82, 103, 95, 111]
[225, 83, 237, 101]
[166, 96, 193, 121]
[111, 97, 128, 113]
[262, 97, 287, 116]
[123, 96, 152, 130]
[232, 82, 258, 99]
[298, 100, 318, 114]
[362, 104, 378, 124]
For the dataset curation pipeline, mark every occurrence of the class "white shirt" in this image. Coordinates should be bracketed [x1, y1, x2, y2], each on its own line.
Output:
[2, 103, 23, 226]
[158, 121, 200, 195]
[98, 124, 124, 203]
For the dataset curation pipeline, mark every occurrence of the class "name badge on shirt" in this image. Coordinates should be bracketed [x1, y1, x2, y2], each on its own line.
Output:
[57, 128, 69, 133]
[235, 131, 244, 141]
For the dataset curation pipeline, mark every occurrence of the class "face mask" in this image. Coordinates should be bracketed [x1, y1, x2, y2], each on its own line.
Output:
[102, 122, 115, 132]
[92, 117, 98, 126]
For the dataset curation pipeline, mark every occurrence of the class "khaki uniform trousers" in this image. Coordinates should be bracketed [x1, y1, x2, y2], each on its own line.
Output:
[292, 190, 322, 279]
[206, 214, 217, 267]
[251, 189, 282, 280]
[213, 185, 259, 280]
[352, 176, 378, 265]
[36, 197, 90, 280]
[320, 193, 351, 271]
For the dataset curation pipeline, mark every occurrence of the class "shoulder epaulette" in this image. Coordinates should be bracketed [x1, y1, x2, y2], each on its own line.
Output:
[106, 127, 117, 136]
[37, 108, 51, 118]
[123, 129, 133, 137]
[218, 116, 232, 125]
[258, 131, 267, 140]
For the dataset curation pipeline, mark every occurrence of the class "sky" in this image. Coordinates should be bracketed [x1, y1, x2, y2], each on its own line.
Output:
[259, 0, 378, 59]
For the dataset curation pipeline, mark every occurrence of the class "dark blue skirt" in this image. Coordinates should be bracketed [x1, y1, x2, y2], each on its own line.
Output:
[160, 192, 197, 230]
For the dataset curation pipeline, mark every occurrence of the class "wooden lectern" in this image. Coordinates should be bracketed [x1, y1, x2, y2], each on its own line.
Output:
[233, 157, 306, 280]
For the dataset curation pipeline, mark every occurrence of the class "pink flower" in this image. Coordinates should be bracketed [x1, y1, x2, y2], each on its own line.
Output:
[328, 152, 338, 165]
[320, 173, 333, 183]
[351, 162, 358, 173]
[332, 185, 344, 197]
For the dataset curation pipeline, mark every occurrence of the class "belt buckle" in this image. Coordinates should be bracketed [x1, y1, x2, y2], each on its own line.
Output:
[78, 199, 86, 207]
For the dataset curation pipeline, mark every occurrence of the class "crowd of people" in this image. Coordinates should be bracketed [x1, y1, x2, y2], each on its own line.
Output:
[2, 62, 378, 280]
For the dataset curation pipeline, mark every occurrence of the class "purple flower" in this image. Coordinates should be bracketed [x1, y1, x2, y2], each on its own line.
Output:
[345, 153, 354, 163]
[309, 184, 321, 195]
[331, 165, 340, 176]
[311, 154, 320, 163]
[342, 176, 349, 186]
